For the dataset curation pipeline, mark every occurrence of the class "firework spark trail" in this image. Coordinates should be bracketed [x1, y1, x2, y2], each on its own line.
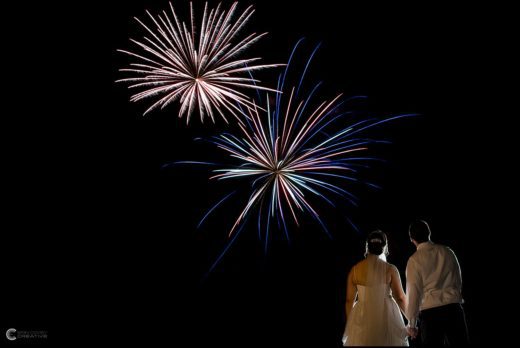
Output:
[117, 2, 282, 124]
[170, 41, 417, 274]
[200, 43, 417, 244]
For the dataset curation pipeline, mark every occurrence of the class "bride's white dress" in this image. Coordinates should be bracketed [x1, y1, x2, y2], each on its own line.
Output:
[343, 255, 408, 346]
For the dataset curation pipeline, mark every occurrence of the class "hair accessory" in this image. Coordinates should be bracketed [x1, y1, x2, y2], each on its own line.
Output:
[369, 238, 383, 243]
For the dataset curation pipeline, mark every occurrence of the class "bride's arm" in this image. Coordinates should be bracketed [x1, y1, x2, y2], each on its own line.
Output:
[345, 267, 357, 320]
[389, 265, 407, 318]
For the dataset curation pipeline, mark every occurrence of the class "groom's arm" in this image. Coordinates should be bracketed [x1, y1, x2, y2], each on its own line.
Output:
[405, 258, 423, 328]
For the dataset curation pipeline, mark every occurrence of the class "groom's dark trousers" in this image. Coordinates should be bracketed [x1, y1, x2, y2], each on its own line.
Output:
[419, 303, 469, 347]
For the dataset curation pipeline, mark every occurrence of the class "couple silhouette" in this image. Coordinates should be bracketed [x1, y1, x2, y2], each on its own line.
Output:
[342, 220, 469, 347]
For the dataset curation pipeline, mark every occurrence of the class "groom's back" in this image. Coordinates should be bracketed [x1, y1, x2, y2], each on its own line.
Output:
[410, 242, 463, 310]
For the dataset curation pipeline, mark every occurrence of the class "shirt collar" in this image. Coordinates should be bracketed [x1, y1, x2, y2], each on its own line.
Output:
[417, 241, 433, 250]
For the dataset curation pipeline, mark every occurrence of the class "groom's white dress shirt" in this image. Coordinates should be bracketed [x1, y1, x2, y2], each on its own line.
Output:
[406, 241, 463, 327]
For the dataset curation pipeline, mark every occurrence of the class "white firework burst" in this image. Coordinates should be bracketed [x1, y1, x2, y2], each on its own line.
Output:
[117, 1, 282, 123]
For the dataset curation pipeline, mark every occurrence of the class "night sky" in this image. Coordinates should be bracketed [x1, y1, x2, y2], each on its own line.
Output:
[3, 1, 498, 346]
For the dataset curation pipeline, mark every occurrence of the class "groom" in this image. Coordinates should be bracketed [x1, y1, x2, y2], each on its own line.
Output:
[405, 220, 469, 347]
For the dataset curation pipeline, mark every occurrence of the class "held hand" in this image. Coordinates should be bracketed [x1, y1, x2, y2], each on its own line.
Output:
[406, 326, 418, 339]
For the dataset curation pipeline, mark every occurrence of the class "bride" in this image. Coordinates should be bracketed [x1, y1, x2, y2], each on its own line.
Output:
[343, 230, 409, 346]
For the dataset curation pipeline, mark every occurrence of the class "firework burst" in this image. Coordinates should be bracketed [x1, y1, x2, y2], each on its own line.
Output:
[117, 2, 281, 123]
[187, 41, 416, 248]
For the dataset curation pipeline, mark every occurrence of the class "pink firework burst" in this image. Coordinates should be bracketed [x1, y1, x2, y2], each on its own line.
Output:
[117, 1, 282, 124]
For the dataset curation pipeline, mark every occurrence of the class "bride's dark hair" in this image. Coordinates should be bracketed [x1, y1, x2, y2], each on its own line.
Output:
[365, 230, 389, 257]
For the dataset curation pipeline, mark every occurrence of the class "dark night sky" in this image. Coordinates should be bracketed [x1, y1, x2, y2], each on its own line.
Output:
[3, 1, 500, 346]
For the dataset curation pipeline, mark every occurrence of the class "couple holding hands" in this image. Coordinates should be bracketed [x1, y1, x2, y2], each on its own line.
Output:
[343, 220, 470, 347]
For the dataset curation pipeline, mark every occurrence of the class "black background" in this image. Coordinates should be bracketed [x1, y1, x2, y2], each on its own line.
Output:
[3, 0, 499, 346]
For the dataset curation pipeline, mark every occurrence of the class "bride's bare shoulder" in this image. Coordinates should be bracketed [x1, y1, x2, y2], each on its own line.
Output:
[354, 258, 368, 268]
[352, 259, 369, 274]
[386, 262, 400, 274]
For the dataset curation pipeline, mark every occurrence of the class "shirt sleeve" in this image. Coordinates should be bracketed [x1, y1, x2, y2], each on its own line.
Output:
[406, 257, 423, 327]
[447, 247, 463, 290]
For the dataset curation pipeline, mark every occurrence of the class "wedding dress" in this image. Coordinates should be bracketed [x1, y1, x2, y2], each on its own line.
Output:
[343, 254, 408, 346]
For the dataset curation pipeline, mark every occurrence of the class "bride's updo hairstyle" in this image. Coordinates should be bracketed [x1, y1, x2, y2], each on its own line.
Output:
[365, 230, 389, 257]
